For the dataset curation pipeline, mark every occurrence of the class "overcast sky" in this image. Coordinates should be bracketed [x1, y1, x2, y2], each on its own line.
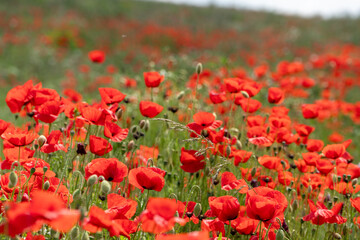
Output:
[153, 0, 360, 17]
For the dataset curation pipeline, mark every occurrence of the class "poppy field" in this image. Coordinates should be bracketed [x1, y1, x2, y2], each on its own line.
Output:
[1, 1, 360, 239]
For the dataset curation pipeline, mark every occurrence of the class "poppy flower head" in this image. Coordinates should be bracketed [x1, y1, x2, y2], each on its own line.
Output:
[128, 167, 165, 193]
[88, 50, 105, 63]
[139, 101, 164, 118]
[85, 158, 128, 182]
[268, 87, 285, 104]
[143, 72, 164, 88]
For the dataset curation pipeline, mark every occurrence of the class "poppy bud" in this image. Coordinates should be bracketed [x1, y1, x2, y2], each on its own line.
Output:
[334, 233, 342, 239]
[352, 178, 358, 188]
[82, 232, 90, 240]
[101, 180, 111, 195]
[251, 167, 257, 177]
[116, 108, 123, 119]
[127, 140, 135, 151]
[177, 91, 185, 100]
[43, 181, 50, 190]
[276, 229, 285, 240]
[73, 189, 81, 201]
[334, 196, 339, 203]
[30, 167, 36, 175]
[196, 63, 203, 75]
[332, 174, 338, 184]
[236, 140, 242, 149]
[307, 185, 312, 193]
[70, 227, 79, 239]
[193, 203, 202, 217]
[38, 135, 47, 147]
[241, 90, 250, 98]
[144, 120, 150, 131]
[9, 171, 18, 188]
[87, 174, 98, 187]
[292, 200, 298, 212]
[98, 175, 105, 182]
[131, 126, 138, 134]
[139, 120, 146, 129]
[43, 166, 48, 173]
[226, 145, 231, 157]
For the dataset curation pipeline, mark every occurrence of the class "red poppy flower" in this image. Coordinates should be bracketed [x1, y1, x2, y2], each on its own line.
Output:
[89, 135, 113, 156]
[128, 167, 165, 193]
[208, 196, 240, 222]
[315, 158, 334, 175]
[139, 101, 164, 118]
[322, 144, 345, 159]
[63, 89, 82, 102]
[209, 90, 226, 104]
[180, 148, 205, 173]
[5, 80, 34, 113]
[105, 193, 137, 220]
[88, 50, 105, 63]
[302, 104, 319, 119]
[201, 218, 225, 237]
[177, 201, 199, 224]
[294, 124, 314, 137]
[233, 150, 252, 166]
[30, 88, 60, 106]
[140, 197, 186, 234]
[1, 128, 38, 147]
[41, 130, 66, 153]
[258, 155, 283, 170]
[277, 171, 294, 186]
[231, 216, 260, 235]
[193, 112, 215, 128]
[351, 198, 360, 213]
[0, 119, 10, 135]
[34, 100, 62, 123]
[99, 88, 126, 104]
[143, 71, 164, 88]
[221, 172, 248, 193]
[224, 78, 241, 93]
[306, 139, 324, 152]
[303, 200, 346, 225]
[268, 87, 284, 104]
[85, 158, 128, 182]
[302, 152, 320, 166]
[156, 231, 209, 240]
[235, 98, 262, 113]
[245, 186, 288, 224]
[104, 121, 129, 142]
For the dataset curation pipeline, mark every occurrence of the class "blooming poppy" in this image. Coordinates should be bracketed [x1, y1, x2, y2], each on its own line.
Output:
[85, 158, 128, 182]
[156, 231, 209, 240]
[0, 119, 10, 135]
[306, 139, 324, 152]
[99, 88, 126, 104]
[303, 200, 346, 225]
[128, 167, 165, 193]
[208, 196, 240, 222]
[143, 71, 164, 88]
[139, 101, 164, 118]
[245, 186, 288, 224]
[5, 80, 35, 113]
[1, 128, 38, 147]
[104, 121, 129, 142]
[40, 130, 66, 153]
[221, 172, 248, 193]
[209, 90, 226, 104]
[235, 98, 262, 113]
[140, 197, 185, 234]
[105, 193, 137, 220]
[268, 87, 284, 104]
[89, 135, 113, 156]
[233, 150, 252, 166]
[322, 144, 345, 159]
[88, 50, 105, 63]
[302, 104, 319, 119]
[180, 148, 205, 173]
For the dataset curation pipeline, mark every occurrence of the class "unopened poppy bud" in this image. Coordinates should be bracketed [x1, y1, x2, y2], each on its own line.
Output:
[226, 145, 231, 157]
[73, 189, 81, 201]
[43, 166, 48, 173]
[332, 174, 338, 184]
[334, 196, 339, 202]
[82, 231, 90, 240]
[116, 108, 123, 119]
[98, 176, 105, 182]
[130, 126, 138, 134]
[87, 175, 97, 187]
[307, 185, 312, 193]
[101, 180, 111, 195]
[127, 140, 135, 151]
[196, 62, 203, 75]
[236, 140, 242, 149]
[38, 135, 47, 147]
[241, 90, 250, 98]
[292, 200, 298, 211]
[352, 178, 358, 187]
[9, 171, 18, 188]
[280, 160, 286, 169]
[177, 91, 185, 100]
[43, 181, 50, 190]
[70, 227, 79, 239]
[251, 167, 257, 177]
[144, 120, 150, 131]
[193, 203, 202, 217]
[276, 229, 285, 240]
[333, 233, 342, 239]
[139, 120, 146, 129]
[30, 167, 36, 175]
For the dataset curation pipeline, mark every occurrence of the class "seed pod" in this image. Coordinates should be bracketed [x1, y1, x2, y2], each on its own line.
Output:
[276, 229, 285, 240]
[127, 140, 135, 151]
[9, 171, 18, 188]
[101, 180, 111, 195]
[139, 120, 146, 129]
[70, 227, 79, 239]
[193, 203, 202, 217]
[43, 181, 50, 190]
[196, 63, 203, 75]
[241, 90, 250, 98]
[73, 189, 81, 201]
[38, 135, 47, 147]
[87, 174, 98, 187]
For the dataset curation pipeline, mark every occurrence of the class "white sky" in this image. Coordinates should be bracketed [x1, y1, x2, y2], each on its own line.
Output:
[153, 0, 360, 17]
